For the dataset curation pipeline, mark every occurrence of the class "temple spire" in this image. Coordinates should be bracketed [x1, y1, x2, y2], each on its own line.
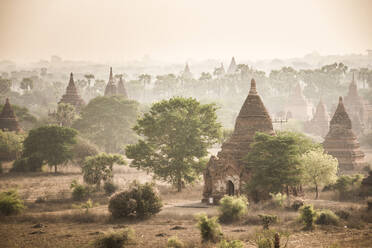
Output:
[0, 98, 21, 132]
[59, 72, 85, 111]
[249, 78, 257, 94]
[109, 67, 113, 81]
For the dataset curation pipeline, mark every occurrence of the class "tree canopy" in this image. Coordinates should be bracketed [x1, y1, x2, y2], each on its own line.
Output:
[126, 97, 221, 191]
[73, 96, 139, 153]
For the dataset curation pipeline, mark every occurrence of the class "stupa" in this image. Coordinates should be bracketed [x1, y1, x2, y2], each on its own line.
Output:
[104, 67, 117, 96]
[323, 97, 365, 171]
[117, 75, 128, 98]
[304, 99, 330, 137]
[286, 82, 309, 121]
[344, 73, 366, 135]
[59, 73, 85, 111]
[182, 63, 193, 80]
[0, 98, 21, 132]
[203, 78, 274, 203]
[227, 57, 237, 74]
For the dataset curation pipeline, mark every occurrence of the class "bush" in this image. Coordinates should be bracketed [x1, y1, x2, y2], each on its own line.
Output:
[0, 162, 3, 174]
[334, 174, 363, 200]
[258, 214, 278, 229]
[269, 192, 286, 208]
[104, 181, 118, 195]
[218, 195, 248, 222]
[299, 204, 316, 230]
[291, 199, 304, 211]
[167, 236, 184, 248]
[71, 136, 99, 167]
[108, 182, 162, 219]
[218, 239, 244, 248]
[0, 130, 24, 161]
[70, 180, 91, 201]
[11, 155, 43, 172]
[93, 228, 135, 248]
[315, 209, 340, 226]
[335, 210, 350, 220]
[254, 230, 288, 248]
[196, 213, 222, 243]
[0, 190, 25, 216]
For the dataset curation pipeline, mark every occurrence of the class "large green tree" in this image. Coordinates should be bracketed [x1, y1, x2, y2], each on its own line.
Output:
[126, 97, 221, 192]
[23, 125, 77, 173]
[73, 96, 139, 153]
[244, 132, 317, 201]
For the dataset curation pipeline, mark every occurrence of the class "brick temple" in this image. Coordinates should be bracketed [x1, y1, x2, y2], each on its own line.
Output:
[59, 73, 85, 111]
[0, 98, 21, 132]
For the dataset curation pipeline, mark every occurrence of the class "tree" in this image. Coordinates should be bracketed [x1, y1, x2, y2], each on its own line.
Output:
[0, 78, 11, 95]
[82, 153, 125, 188]
[23, 125, 77, 173]
[244, 132, 310, 201]
[20, 78, 33, 91]
[73, 96, 139, 153]
[54, 103, 77, 127]
[0, 130, 24, 161]
[71, 136, 99, 166]
[300, 148, 338, 199]
[126, 97, 221, 192]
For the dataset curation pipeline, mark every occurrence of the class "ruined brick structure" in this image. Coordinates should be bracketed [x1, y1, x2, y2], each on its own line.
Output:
[104, 67, 128, 97]
[0, 98, 21, 132]
[59, 73, 85, 111]
[323, 97, 365, 171]
[117, 75, 128, 98]
[286, 82, 309, 121]
[203, 78, 274, 203]
[304, 99, 330, 138]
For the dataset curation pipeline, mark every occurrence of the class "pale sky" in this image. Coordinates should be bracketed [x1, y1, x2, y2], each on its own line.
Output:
[0, 0, 371, 63]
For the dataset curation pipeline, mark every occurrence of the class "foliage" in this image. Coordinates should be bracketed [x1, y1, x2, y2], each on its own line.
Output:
[167, 236, 184, 248]
[254, 229, 289, 248]
[258, 214, 278, 229]
[11, 154, 43, 172]
[315, 209, 340, 226]
[23, 125, 77, 173]
[196, 213, 222, 243]
[299, 204, 316, 230]
[218, 128, 233, 144]
[0, 190, 25, 216]
[108, 182, 162, 219]
[269, 192, 287, 208]
[104, 181, 118, 195]
[93, 228, 135, 248]
[333, 174, 363, 200]
[74, 96, 139, 153]
[218, 239, 244, 248]
[71, 136, 99, 167]
[0, 104, 37, 131]
[70, 180, 91, 201]
[53, 103, 78, 127]
[291, 199, 304, 211]
[244, 132, 310, 201]
[82, 153, 125, 188]
[126, 97, 221, 192]
[0, 162, 2, 174]
[335, 210, 350, 220]
[218, 195, 248, 222]
[0, 130, 24, 161]
[300, 148, 338, 199]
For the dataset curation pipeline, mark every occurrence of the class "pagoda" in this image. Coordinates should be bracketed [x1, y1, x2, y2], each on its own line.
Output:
[323, 97, 365, 171]
[0, 98, 21, 132]
[304, 99, 329, 137]
[286, 82, 309, 121]
[227, 57, 237, 74]
[203, 78, 274, 203]
[59, 73, 85, 111]
[344, 73, 366, 135]
[181, 63, 193, 80]
[117, 75, 128, 98]
[104, 67, 117, 96]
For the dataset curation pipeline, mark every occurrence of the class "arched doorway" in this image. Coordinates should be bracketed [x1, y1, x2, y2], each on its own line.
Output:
[227, 180, 234, 196]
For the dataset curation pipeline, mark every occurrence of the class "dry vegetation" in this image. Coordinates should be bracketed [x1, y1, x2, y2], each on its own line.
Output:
[0, 163, 371, 248]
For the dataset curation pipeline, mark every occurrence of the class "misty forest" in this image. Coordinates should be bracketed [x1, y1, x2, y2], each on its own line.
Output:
[0, 1, 372, 248]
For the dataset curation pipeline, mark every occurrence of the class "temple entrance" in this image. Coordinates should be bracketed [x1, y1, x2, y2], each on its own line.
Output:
[227, 180, 234, 196]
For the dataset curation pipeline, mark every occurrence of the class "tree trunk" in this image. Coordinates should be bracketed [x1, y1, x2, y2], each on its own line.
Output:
[315, 184, 319, 199]
[177, 178, 182, 192]
[54, 165, 57, 173]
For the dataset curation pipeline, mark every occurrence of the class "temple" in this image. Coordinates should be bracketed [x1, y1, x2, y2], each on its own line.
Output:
[104, 67, 117, 96]
[0, 98, 21, 132]
[304, 99, 330, 137]
[286, 82, 309, 121]
[343, 73, 366, 135]
[117, 75, 128, 98]
[59, 73, 85, 111]
[323, 97, 365, 171]
[181, 63, 193, 80]
[203, 78, 274, 203]
[227, 57, 237, 74]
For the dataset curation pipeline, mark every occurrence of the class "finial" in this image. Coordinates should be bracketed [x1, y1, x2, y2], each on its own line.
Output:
[109, 67, 113, 80]
[249, 78, 257, 94]
[339, 96, 343, 103]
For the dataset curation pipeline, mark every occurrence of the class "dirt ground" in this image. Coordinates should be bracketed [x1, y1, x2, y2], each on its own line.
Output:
[0, 164, 372, 248]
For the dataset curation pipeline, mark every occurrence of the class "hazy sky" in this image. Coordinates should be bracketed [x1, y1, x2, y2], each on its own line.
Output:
[0, 0, 371, 63]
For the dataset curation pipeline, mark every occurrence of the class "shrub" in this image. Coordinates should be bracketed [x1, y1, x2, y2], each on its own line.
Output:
[167, 236, 184, 248]
[11, 155, 43, 172]
[0, 190, 25, 216]
[70, 180, 90, 201]
[218, 239, 244, 248]
[254, 230, 289, 248]
[108, 182, 162, 219]
[269, 192, 287, 208]
[335, 210, 350, 220]
[315, 209, 340, 226]
[71, 136, 99, 167]
[258, 214, 278, 229]
[218, 195, 248, 222]
[104, 181, 118, 195]
[196, 213, 222, 243]
[291, 199, 304, 211]
[299, 204, 316, 230]
[0, 162, 3, 174]
[334, 174, 363, 200]
[93, 228, 135, 248]
[0, 130, 24, 161]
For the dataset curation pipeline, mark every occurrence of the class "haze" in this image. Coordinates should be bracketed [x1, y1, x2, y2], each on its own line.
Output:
[0, 0, 371, 63]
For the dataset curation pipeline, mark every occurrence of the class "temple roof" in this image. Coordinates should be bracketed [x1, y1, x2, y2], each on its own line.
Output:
[312, 98, 330, 123]
[227, 57, 237, 74]
[104, 67, 117, 96]
[59, 73, 85, 110]
[330, 96, 352, 129]
[0, 98, 21, 132]
[117, 75, 128, 98]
